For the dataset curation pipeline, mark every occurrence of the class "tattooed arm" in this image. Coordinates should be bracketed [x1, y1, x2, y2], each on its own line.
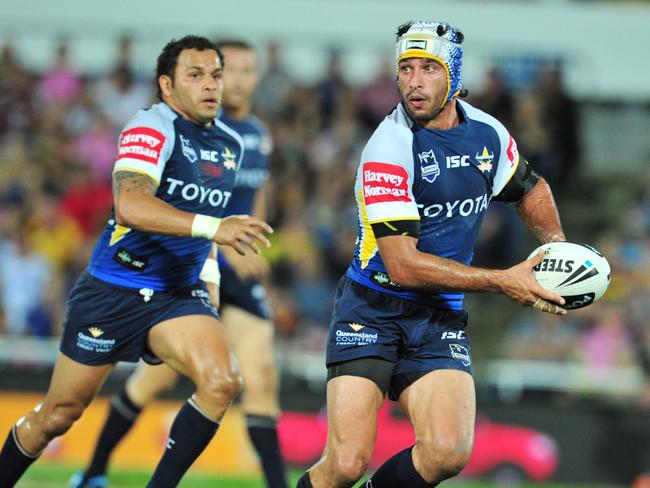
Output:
[112, 171, 273, 253]
[515, 177, 565, 244]
[112, 170, 195, 236]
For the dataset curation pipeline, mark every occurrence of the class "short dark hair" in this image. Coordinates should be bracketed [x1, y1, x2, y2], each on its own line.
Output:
[214, 39, 254, 52]
[155, 35, 224, 100]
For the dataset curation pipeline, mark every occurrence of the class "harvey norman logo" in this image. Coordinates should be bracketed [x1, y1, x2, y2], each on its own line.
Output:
[362, 162, 411, 205]
[117, 127, 165, 165]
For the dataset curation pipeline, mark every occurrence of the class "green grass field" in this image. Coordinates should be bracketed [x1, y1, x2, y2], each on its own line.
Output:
[17, 463, 623, 488]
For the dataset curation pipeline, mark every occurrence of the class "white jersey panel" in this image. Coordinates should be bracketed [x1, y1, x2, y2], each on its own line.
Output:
[356, 108, 420, 223]
[113, 103, 177, 184]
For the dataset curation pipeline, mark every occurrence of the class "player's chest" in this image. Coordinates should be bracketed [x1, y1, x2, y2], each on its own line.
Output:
[165, 131, 239, 187]
[411, 134, 497, 206]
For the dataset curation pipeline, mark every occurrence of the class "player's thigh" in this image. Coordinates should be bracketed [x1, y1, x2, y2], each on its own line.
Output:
[46, 353, 113, 403]
[399, 369, 476, 452]
[324, 375, 384, 457]
[41, 353, 113, 420]
[126, 361, 179, 406]
[222, 306, 275, 380]
[146, 314, 236, 383]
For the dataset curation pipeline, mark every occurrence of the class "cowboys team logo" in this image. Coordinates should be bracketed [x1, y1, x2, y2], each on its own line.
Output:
[222, 147, 237, 170]
[474, 146, 494, 173]
[180, 135, 198, 163]
[418, 149, 440, 183]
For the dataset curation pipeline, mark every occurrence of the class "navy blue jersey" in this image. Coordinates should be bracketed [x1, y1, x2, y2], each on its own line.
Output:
[87, 103, 244, 291]
[347, 100, 520, 310]
[218, 112, 271, 217]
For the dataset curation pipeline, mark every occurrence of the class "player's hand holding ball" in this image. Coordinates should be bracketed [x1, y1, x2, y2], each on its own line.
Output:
[501, 251, 567, 315]
[214, 214, 273, 255]
[527, 242, 611, 310]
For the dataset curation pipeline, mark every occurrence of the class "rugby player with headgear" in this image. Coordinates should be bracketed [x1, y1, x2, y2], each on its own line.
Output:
[0, 35, 273, 488]
[67, 39, 288, 488]
[297, 21, 567, 488]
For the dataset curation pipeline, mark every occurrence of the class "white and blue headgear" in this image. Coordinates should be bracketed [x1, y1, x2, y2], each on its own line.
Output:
[395, 21, 464, 109]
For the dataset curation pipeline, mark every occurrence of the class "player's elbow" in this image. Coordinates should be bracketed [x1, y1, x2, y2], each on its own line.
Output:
[114, 197, 138, 227]
[384, 255, 419, 288]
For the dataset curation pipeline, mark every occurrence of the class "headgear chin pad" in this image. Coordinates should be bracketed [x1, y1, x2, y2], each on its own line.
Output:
[396, 21, 464, 107]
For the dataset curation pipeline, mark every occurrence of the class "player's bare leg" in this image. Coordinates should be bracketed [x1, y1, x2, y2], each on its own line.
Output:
[0, 354, 112, 487]
[222, 305, 288, 488]
[126, 361, 179, 407]
[223, 306, 279, 416]
[144, 314, 241, 486]
[400, 370, 475, 482]
[305, 376, 383, 488]
[147, 314, 241, 419]
[16, 354, 113, 453]
[366, 369, 475, 487]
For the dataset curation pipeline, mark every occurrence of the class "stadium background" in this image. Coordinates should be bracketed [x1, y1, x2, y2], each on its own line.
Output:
[0, 0, 649, 486]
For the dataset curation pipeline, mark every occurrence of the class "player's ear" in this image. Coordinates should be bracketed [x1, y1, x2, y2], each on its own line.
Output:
[159, 75, 173, 98]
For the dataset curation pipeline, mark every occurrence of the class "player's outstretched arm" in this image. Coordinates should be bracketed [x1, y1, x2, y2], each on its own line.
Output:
[113, 170, 272, 254]
[515, 177, 565, 244]
[377, 235, 566, 314]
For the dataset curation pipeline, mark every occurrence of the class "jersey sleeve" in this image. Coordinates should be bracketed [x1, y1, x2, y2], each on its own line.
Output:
[113, 107, 176, 184]
[357, 120, 419, 224]
[492, 125, 521, 197]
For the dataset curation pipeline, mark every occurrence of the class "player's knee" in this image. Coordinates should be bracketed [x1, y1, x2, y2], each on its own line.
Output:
[331, 448, 371, 484]
[42, 402, 85, 439]
[417, 436, 472, 480]
[197, 367, 242, 404]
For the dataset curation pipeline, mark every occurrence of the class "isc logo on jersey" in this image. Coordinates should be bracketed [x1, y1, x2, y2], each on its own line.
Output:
[117, 127, 165, 165]
[362, 162, 411, 204]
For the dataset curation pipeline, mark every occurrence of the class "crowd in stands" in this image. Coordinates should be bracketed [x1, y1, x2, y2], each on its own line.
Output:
[0, 35, 647, 404]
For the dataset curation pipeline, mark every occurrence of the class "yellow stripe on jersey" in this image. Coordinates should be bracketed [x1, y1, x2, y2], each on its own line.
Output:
[358, 188, 378, 270]
[368, 216, 421, 225]
[109, 224, 132, 246]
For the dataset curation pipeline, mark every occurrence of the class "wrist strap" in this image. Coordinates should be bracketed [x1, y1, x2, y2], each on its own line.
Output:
[191, 214, 221, 239]
[199, 258, 221, 285]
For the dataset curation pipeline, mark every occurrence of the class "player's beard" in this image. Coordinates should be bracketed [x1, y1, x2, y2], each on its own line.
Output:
[400, 90, 447, 125]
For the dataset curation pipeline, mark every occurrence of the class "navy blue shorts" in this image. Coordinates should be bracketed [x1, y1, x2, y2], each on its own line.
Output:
[60, 273, 219, 366]
[219, 263, 272, 320]
[326, 276, 472, 399]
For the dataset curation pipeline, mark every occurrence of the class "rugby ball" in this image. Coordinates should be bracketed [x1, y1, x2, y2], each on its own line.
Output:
[527, 242, 611, 310]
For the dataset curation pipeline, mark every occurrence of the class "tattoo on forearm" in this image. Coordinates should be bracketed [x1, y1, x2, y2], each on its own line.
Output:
[112, 171, 158, 197]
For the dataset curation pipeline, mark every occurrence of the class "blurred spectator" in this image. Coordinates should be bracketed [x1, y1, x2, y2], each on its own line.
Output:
[254, 40, 293, 119]
[533, 64, 582, 193]
[470, 67, 515, 130]
[317, 48, 349, 127]
[357, 53, 400, 129]
[577, 303, 635, 371]
[25, 190, 84, 271]
[94, 63, 153, 129]
[0, 220, 56, 336]
[40, 38, 81, 106]
[503, 310, 579, 362]
[59, 165, 112, 238]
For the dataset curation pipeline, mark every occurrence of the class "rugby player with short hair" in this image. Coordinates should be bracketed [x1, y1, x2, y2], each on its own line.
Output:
[297, 21, 567, 488]
[67, 39, 288, 488]
[0, 35, 273, 488]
